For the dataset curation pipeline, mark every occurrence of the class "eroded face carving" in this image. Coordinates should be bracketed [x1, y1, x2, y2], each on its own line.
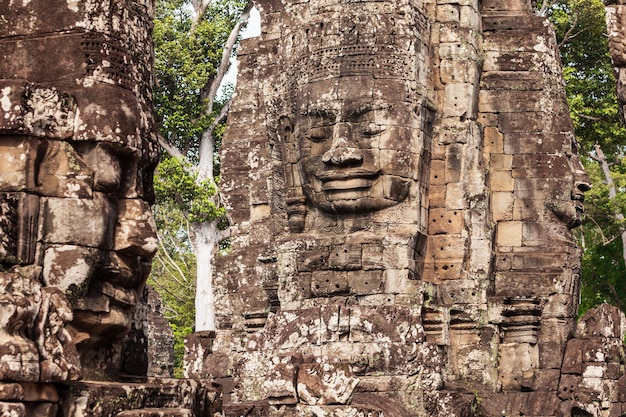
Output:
[549, 142, 591, 229]
[289, 76, 423, 214]
[0, 137, 158, 343]
[53, 142, 158, 342]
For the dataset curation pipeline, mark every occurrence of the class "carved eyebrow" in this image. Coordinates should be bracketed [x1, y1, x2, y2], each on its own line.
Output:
[306, 108, 337, 120]
[347, 104, 392, 120]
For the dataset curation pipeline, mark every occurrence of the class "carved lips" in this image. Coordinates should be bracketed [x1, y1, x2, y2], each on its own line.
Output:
[318, 169, 379, 196]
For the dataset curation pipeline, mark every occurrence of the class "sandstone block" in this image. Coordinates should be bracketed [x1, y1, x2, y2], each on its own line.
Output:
[490, 153, 513, 171]
[479, 90, 544, 113]
[525, 369, 562, 392]
[0, 137, 37, 191]
[481, 0, 531, 12]
[484, 127, 504, 155]
[383, 269, 418, 294]
[436, 4, 459, 22]
[504, 132, 569, 154]
[438, 279, 480, 305]
[444, 182, 467, 209]
[430, 160, 446, 185]
[443, 83, 477, 118]
[491, 192, 514, 221]
[42, 244, 99, 293]
[480, 71, 544, 91]
[498, 342, 539, 391]
[490, 171, 514, 192]
[429, 208, 464, 234]
[430, 235, 467, 259]
[361, 242, 384, 270]
[499, 112, 546, 133]
[494, 271, 563, 297]
[483, 52, 538, 72]
[42, 194, 114, 248]
[513, 198, 545, 222]
[382, 243, 413, 270]
[440, 57, 481, 86]
[512, 153, 570, 180]
[438, 42, 479, 61]
[328, 245, 362, 271]
[115, 199, 158, 257]
[429, 184, 446, 208]
[496, 221, 522, 247]
[347, 270, 384, 295]
[311, 271, 348, 296]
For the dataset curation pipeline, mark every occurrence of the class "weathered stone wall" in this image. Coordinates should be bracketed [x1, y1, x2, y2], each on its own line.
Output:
[0, 0, 159, 381]
[0, 1, 216, 416]
[195, 0, 626, 416]
[2, 0, 625, 416]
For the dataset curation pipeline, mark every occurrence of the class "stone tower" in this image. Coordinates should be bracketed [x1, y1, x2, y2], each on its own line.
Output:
[189, 0, 626, 415]
[0, 1, 216, 415]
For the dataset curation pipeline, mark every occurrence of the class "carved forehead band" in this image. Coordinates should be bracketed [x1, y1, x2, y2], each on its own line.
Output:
[292, 45, 414, 85]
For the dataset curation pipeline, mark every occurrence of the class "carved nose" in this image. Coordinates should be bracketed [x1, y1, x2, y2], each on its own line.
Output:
[321, 125, 363, 166]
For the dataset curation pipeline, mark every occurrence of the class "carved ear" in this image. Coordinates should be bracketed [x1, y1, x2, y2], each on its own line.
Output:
[277, 116, 294, 142]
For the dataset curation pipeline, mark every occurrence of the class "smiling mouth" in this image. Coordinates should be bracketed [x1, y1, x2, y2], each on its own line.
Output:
[318, 170, 379, 192]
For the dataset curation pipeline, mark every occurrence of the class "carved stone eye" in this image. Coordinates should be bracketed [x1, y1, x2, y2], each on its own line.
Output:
[361, 122, 385, 136]
[307, 126, 331, 142]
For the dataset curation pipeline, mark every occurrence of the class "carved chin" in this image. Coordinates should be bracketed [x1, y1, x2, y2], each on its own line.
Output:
[70, 305, 133, 342]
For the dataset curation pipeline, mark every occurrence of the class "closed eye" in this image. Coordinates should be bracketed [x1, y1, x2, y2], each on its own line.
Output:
[361, 122, 386, 136]
[306, 126, 331, 142]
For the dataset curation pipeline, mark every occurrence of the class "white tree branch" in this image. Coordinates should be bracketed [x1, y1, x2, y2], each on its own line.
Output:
[591, 143, 626, 267]
[158, 133, 186, 161]
[205, 1, 253, 116]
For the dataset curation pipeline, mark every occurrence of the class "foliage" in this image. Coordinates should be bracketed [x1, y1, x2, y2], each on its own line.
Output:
[546, 0, 626, 314]
[149, 0, 247, 375]
[153, 155, 225, 223]
[149, 162, 197, 376]
[153, 0, 243, 161]
[548, 0, 626, 156]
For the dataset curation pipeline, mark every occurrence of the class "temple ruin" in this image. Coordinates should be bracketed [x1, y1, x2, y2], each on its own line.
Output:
[1, 0, 626, 416]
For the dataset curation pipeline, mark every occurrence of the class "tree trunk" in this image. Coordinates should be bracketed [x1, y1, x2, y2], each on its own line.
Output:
[591, 144, 626, 268]
[191, 2, 251, 332]
[159, 1, 252, 332]
[191, 221, 219, 331]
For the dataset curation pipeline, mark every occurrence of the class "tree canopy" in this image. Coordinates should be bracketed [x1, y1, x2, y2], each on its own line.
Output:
[543, 0, 626, 313]
[149, 0, 250, 375]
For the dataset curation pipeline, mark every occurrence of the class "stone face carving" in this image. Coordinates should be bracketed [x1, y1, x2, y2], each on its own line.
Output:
[286, 83, 418, 214]
[0, 0, 159, 380]
[282, 75, 427, 221]
[198, 0, 626, 416]
[274, 3, 432, 234]
[0, 1, 217, 416]
[3, 0, 626, 415]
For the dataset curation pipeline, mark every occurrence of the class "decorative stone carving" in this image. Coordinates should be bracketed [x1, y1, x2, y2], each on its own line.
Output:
[0, 1, 216, 416]
[3, 0, 626, 415]
[0, 267, 43, 382]
[203, 0, 626, 415]
[0, 1, 160, 381]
